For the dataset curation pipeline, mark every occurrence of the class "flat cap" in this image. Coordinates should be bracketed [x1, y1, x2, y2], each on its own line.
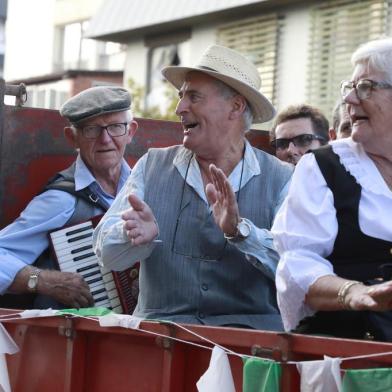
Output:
[60, 86, 131, 124]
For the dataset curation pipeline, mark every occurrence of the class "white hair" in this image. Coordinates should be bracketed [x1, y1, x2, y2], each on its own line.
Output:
[124, 109, 134, 122]
[212, 78, 254, 131]
[351, 37, 392, 84]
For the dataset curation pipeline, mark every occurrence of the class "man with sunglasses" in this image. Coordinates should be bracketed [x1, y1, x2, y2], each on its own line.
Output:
[0, 86, 137, 309]
[270, 104, 329, 165]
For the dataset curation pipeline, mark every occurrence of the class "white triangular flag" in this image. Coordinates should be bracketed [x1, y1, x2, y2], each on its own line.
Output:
[20, 308, 57, 319]
[0, 323, 20, 392]
[0, 354, 10, 392]
[0, 324, 18, 355]
[98, 314, 143, 329]
[297, 355, 342, 392]
[196, 346, 236, 392]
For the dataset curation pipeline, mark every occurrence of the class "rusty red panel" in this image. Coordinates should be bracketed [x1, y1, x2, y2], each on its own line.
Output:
[0, 109, 184, 228]
[0, 106, 72, 228]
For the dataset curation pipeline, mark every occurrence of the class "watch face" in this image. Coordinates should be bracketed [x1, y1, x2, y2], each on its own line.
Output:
[28, 275, 38, 290]
[238, 221, 251, 237]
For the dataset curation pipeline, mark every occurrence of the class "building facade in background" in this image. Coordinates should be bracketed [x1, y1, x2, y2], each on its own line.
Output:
[87, 0, 392, 124]
[4, 0, 125, 109]
[4, 0, 392, 121]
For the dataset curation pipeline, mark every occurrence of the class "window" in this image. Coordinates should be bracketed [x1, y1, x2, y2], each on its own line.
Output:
[54, 20, 93, 70]
[146, 44, 180, 112]
[97, 41, 124, 69]
[144, 30, 190, 115]
[54, 20, 124, 71]
[217, 13, 283, 108]
[25, 83, 70, 110]
[307, 0, 392, 118]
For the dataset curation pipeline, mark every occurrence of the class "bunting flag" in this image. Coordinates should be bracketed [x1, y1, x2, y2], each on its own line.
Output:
[342, 368, 392, 391]
[98, 313, 143, 329]
[242, 356, 282, 392]
[20, 309, 58, 318]
[196, 346, 236, 392]
[0, 323, 19, 392]
[58, 307, 113, 317]
[296, 356, 342, 392]
[3, 308, 392, 391]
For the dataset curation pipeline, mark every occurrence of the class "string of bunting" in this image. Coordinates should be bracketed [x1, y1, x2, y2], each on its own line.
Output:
[1, 308, 392, 364]
[1, 309, 392, 392]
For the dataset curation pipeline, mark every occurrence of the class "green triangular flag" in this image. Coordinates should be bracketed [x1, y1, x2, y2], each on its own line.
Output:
[242, 357, 281, 392]
[56, 307, 113, 317]
[343, 368, 392, 392]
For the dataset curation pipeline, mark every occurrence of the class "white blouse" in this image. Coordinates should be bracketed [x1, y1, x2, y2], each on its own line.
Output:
[271, 138, 392, 331]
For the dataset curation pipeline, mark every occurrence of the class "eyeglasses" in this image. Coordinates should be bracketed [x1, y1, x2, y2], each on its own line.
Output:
[270, 134, 326, 150]
[340, 79, 392, 100]
[78, 123, 128, 139]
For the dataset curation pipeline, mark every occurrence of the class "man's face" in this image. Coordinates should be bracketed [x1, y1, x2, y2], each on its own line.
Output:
[337, 105, 352, 138]
[67, 111, 137, 175]
[274, 117, 323, 165]
[175, 72, 235, 158]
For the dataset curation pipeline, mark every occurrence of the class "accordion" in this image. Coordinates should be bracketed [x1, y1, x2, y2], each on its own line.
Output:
[50, 216, 139, 314]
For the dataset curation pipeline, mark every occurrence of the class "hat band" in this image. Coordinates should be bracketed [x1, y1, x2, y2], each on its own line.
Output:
[198, 65, 218, 72]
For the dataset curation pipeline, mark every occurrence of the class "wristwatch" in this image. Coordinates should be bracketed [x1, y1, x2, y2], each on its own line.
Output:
[27, 269, 41, 292]
[224, 218, 251, 242]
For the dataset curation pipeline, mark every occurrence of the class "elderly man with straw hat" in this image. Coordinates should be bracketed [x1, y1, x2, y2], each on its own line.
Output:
[94, 45, 292, 329]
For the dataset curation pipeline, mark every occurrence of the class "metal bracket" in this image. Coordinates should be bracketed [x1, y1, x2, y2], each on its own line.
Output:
[4, 82, 27, 107]
[251, 344, 284, 362]
[58, 317, 76, 340]
[155, 322, 176, 351]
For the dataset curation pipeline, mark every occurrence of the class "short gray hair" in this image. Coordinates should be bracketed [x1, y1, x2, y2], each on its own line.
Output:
[212, 78, 253, 131]
[351, 37, 392, 84]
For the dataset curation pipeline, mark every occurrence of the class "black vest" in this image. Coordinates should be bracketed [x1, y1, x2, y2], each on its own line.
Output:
[297, 146, 392, 341]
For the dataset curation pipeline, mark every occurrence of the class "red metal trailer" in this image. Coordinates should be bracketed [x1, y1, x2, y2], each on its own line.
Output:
[2, 309, 392, 392]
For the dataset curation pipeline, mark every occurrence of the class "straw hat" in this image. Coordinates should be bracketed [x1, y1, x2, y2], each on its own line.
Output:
[162, 45, 275, 124]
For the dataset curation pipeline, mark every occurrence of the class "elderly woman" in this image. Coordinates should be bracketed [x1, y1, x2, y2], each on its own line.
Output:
[272, 37, 392, 341]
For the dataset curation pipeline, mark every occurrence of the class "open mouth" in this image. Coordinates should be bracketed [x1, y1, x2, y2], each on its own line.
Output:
[183, 122, 199, 134]
[351, 115, 368, 125]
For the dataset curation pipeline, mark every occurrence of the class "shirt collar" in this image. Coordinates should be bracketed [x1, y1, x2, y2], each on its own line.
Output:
[74, 154, 131, 194]
[173, 140, 261, 197]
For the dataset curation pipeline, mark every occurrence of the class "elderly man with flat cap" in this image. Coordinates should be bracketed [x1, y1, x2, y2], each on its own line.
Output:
[94, 46, 292, 330]
[0, 86, 137, 309]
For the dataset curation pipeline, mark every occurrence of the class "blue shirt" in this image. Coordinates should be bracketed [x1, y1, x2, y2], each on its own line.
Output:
[0, 155, 131, 293]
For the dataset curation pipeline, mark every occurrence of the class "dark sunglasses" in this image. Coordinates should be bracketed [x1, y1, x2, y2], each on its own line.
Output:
[270, 134, 325, 150]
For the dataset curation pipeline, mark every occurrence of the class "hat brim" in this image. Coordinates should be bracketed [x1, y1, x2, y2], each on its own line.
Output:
[162, 65, 275, 124]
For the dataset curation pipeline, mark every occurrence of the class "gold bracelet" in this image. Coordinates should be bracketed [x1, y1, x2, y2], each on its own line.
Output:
[337, 280, 363, 310]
